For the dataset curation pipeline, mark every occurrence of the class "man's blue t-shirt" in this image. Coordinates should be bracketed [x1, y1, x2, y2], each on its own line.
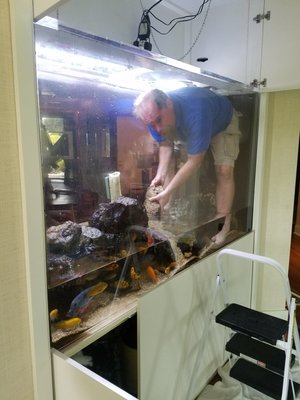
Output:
[147, 87, 233, 155]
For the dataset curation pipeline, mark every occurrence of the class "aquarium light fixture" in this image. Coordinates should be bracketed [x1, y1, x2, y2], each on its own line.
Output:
[108, 67, 153, 90]
[35, 43, 127, 81]
[35, 43, 198, 91]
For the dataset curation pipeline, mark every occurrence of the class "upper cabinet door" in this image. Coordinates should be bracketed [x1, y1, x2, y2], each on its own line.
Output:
[33, 0, 68, 19]
[190, 0, 300, 91]
[260, 0, 300, 91]
[190, 0, 251, 84]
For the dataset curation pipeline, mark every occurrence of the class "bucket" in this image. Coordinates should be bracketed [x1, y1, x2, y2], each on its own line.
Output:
[121, 315, 137, 396]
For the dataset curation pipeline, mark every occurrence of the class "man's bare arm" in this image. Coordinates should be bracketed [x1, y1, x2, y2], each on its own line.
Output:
[151, 142, 174, 187]
[150, 152, 205, 209]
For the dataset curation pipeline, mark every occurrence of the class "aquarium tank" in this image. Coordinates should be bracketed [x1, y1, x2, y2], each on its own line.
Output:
[34, 21, 259, 350]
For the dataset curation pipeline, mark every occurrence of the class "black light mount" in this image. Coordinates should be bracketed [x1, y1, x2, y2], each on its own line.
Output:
[133, 11, 152, 51]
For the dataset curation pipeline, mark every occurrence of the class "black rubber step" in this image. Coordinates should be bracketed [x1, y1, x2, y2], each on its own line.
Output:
[226, 333, 295, 375]
[216, 303, 288, 344]
[230, 358, 300, 400]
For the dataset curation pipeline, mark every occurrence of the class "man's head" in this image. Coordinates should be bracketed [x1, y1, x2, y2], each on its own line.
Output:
[133, 89, 176, 137]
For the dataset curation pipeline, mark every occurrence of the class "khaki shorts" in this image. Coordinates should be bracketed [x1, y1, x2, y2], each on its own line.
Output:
[210, 110, 242, 167]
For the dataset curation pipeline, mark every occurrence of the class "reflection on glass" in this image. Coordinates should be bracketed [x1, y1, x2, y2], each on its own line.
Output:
[35, 22, 259, 350]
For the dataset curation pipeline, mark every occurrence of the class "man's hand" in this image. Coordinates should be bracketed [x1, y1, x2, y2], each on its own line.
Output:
[150, 152, 205, 211]
[150, 174, 164, 187]
[151, 143, 174, 188]
[149, 189, 171, 210]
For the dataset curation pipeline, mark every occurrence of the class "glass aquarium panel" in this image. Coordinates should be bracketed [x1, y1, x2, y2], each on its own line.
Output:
[34, 22, 259, 350]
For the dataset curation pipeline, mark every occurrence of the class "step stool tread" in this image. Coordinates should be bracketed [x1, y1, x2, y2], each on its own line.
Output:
[230, 358, 300, 400]
[226, 333, 295, 374]
[216, 303, 288, 344]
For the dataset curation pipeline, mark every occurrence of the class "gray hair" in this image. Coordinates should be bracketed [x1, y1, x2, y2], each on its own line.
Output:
[133, 88, 169, 120]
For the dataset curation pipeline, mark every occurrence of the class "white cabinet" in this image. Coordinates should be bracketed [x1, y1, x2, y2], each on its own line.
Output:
[258, 0, 300, 91]
[190, 0, 250, 84]
[139, 233, 254, 400]
[191, 0, 300, 91]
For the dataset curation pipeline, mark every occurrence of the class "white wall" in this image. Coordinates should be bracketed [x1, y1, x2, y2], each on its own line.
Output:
[254, 90, 300, 311]
[1, 0, 35, 399]
[8, 0, 53, 398]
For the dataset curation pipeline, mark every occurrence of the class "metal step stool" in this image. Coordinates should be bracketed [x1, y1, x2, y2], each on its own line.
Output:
[215, 249, 300, 400]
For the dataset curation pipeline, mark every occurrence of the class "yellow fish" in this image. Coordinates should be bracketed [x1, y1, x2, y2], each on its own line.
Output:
[130, 266, 140, 280]
[87, 282, 108, 297]
[49, 308, 59, 322]
[55, 318, 81, 330]
[113, 280, 129, 289]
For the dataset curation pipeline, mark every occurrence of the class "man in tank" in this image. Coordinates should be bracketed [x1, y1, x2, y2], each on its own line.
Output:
[133, 86, 241, 245]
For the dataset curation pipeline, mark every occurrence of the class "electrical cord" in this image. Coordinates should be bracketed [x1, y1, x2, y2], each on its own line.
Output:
[147, 0, 163, 13]
[149, 0, 210, 35]
[178, 0, 212, 61]
[137, 0, 211, 60]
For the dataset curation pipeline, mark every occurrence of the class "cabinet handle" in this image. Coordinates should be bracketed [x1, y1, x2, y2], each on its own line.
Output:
[197, 57, 208, 62]
[253, 11, 271, 23]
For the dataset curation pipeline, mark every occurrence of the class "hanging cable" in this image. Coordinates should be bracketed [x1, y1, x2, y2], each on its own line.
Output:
[147, 0, 163, 13]
[149, 0, 210, 35]
[134, 0, 211, 58]
[178, 0, 212, 61]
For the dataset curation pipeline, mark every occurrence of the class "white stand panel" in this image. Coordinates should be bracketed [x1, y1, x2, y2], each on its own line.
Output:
[138, 232, 254, 400]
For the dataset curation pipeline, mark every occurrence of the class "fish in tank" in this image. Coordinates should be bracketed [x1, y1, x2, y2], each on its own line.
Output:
[34, 21, 259, 349]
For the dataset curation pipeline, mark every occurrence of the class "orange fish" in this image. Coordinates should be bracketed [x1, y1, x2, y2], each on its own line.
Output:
[165, 261, 177, 273]
[104, 263, 119, 272]
[168, 261, 177, 269]
[146, 266, 158, 284]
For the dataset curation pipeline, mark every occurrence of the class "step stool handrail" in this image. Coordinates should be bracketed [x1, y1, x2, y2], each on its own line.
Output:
[282, 296, 296, 400]
[216, 249, 292, 309]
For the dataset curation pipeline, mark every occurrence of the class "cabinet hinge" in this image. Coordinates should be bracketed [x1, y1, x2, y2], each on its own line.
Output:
[260, 78, 267, 87]
[253, 10, 271, 23]
[250, 78, 267, 88]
